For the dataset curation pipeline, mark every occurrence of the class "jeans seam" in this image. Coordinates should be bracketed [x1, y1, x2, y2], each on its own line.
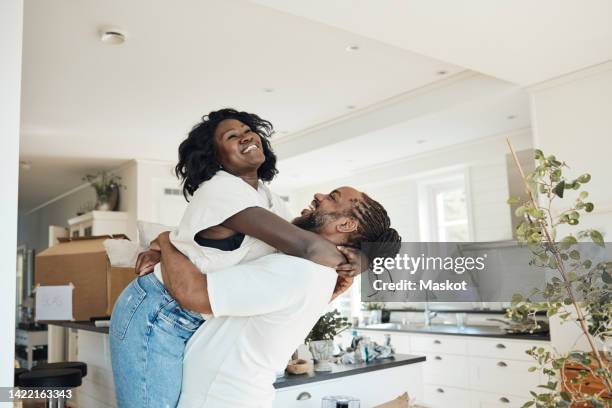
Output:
[143, 319, 151, 408]
[111, 280, 146, 340]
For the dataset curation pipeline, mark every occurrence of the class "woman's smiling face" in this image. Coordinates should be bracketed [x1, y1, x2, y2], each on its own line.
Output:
[213, 118, 266, 176]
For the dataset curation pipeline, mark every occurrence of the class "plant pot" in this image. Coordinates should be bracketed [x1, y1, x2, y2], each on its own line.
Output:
[95, 185, 119, 211]
[309, 340, 334, 372]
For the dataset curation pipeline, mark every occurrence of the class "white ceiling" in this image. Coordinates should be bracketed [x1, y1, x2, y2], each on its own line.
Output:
[251, 0, 612, 86]
[272, 73, 531, 193]
[21, 1, 607, 212]
[19, 0, 462, 211]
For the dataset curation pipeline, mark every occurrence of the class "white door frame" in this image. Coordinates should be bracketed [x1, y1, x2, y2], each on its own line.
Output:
[0, 0, 23, 390]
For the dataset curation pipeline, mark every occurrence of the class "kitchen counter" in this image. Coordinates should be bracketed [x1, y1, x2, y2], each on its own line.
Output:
[356, 323, 550, 341]
[44, 321, 427, 391]
[274, 354, 425, 389]
[41, 320, 109, 334]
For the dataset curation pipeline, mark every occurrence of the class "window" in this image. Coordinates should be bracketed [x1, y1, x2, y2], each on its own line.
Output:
[419, 172, 472, 242]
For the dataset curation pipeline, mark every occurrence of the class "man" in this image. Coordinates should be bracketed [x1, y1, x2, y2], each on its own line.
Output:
[154, 186, 401, 408]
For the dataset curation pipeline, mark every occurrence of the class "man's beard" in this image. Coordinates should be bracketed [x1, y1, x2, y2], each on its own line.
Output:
[292, 210, 339, 233]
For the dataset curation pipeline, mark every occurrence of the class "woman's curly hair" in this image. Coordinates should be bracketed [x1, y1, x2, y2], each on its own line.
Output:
[175, 108, 279, 200]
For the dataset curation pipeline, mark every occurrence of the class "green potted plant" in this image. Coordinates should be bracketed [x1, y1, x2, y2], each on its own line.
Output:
[83, 171, 123, 211]
[305, 310, 350, 372]
[506, 141, 611, 407]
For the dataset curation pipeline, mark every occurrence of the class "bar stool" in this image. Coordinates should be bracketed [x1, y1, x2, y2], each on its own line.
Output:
[33, 361, 88, 378]
[18, 368, 82, 408]
[14, 367, 28, 386]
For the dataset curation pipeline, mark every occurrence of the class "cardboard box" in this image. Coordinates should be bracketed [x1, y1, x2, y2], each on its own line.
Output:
[35, 235, 136, 321]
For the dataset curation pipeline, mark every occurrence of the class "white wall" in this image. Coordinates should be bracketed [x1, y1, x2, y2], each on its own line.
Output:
[286, 129, 533, 243]
[17, 159, 182, 254]
[135, 159, 186, 226]
[18, 161, 138, 252]
[1, 0, 23, 390]
[530, 62, 612, 238]
[529, 62, 612, 352]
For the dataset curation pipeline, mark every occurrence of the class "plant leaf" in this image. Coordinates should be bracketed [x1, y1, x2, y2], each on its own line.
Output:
[590, 230, 604, 247]
[552, 180, 565, 198]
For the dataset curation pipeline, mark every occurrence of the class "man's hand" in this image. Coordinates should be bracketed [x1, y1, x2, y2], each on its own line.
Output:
[331, 275, 354, 302]
[335, 246, 369, 278]
[134, 233, 167, 276]
[135, 249, 161, 276]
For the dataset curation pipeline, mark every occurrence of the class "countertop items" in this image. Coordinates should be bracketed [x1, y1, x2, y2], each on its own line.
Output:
[357, 323, 550, 341]
[274, 354, 426, 389]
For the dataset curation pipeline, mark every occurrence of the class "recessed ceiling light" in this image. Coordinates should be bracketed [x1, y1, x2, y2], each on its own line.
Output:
[416, 139, 427, 145]
[99, 27, 127, 45]
[346, 105, 356, 110]
[507, 115, 516, 120]
[263, 88, 275, 93]
[346, 45, 360, 52]
[436, 70, 448, 76]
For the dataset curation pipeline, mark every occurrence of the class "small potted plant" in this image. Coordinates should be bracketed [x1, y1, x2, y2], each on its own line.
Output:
[83, 171, 123, 211]
[305, 310, 350, 372]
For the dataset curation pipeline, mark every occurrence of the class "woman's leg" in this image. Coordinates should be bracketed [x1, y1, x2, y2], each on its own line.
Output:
[110, 274, 204, 408]
[142, 276, 205, 407]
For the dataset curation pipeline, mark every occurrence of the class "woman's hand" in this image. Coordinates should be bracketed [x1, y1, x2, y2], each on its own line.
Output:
[134, 233, 168, 276]
[135, 250, 160, 276]
[335, 246, 369, 278]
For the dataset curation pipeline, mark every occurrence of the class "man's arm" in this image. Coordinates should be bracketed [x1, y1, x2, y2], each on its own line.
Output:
[157, 232, 212, 314]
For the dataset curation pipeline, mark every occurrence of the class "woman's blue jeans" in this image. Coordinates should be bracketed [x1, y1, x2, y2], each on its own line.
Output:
[110, 273, 204, 408]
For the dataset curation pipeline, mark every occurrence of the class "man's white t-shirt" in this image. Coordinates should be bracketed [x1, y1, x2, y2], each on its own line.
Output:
[178, 254, 337, 408]
[153, 170, 291, 283]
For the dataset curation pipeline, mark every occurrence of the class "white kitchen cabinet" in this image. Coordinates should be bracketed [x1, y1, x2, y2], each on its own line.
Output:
[356, 329, 550, 408]
[469, 357, 540, 396]
[470, 390, 530, 407]
[274, 379, 341, 408]
[273, 363, 423, 408]
[423, 384, 471, 408]
[411, 333, 468, 355]
[68, 211, 129, 239]
[421, 352, 470, 388]
[467, 337, 549, 361]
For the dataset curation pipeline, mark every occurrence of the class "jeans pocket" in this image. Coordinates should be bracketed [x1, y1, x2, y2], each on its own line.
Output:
[156, 302, 204, 340]
[110, 279, 147, 340]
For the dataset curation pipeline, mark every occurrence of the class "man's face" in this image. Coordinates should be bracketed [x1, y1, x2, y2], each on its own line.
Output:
[292, 186, 363, 239]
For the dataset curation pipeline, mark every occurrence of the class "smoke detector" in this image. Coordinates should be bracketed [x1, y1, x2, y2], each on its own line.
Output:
[99, 27, 127, 45]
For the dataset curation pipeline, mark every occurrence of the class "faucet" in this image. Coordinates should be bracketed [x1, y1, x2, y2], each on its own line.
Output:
[424, 303, 437, 327]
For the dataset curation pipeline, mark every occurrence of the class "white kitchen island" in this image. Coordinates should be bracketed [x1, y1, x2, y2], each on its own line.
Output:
[45, 321, 425, 408]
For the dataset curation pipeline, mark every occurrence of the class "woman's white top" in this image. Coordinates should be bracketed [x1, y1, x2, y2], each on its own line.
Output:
[153, 170, 291, 283]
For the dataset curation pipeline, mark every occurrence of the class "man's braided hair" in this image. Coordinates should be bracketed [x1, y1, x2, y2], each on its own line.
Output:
[348, 193, 402, 262]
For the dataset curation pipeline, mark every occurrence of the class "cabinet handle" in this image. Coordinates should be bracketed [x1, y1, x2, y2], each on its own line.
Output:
[433, 339, 441, 344]
[499, 397, 510, 403]
[436, 388, 444, 393]
[496, 343, 506, 349]
[434, 356, 442, 360]
[296, 392, 311, 400]
[497, 361, 508, 367]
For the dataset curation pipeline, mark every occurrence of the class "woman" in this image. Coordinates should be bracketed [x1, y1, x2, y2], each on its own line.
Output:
[110, 108, 365, 408]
